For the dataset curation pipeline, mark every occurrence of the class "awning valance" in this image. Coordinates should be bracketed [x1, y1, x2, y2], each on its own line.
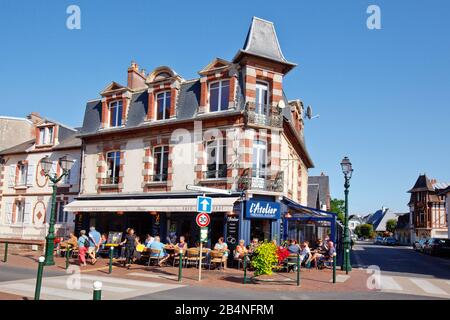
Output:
[64, 197, 239, 213]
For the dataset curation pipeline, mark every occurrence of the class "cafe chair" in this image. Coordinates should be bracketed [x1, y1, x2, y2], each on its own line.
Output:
[209, 250, 225, 270]
[148, 249, 162, 266]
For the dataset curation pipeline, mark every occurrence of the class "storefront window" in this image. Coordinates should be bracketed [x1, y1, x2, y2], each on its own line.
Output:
[250, 219, 271, 242]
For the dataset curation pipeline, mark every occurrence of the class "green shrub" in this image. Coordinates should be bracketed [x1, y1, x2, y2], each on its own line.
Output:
[251, 241, 278, 276]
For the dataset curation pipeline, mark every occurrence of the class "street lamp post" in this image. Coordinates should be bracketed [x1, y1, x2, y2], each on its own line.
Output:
[340, 156, 353, 274]
[41, 155, 75, 266]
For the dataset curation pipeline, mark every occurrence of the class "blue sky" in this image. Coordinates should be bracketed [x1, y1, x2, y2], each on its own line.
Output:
[1, 0, 449, 214]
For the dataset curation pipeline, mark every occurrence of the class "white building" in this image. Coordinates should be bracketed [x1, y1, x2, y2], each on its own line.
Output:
[0, 117, 81, 240]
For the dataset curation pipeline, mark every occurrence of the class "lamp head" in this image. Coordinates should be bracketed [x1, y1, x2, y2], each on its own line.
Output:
[340, 156, 353, 179]
[59, 155, 75, 172]
[40, 156, 53, 175]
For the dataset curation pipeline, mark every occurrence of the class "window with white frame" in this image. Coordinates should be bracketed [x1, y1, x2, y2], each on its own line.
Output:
[109, 100, 123, 127]
[153, 146, 169, 182]
[15, 201, 25, 224]
[17, 163, 28, 186]
[255, 81, 269, 116]
[206, 139, 227, 179]
[209, 80, 230, 112]
[105, 151, 121, 185]
[252, 140, 268, 179]
[156, 91, 171, 120]
[38, 126, 54, 145]
[56, 202, 68, 223]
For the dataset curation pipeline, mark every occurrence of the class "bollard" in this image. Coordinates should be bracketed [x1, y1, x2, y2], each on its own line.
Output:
[243, 253, 247, 284]
[3, 242, 8, 263]
[93, 281, 102, 300]
[178, 251, 183, 282]
[65, 245, 71, 270]
[296, 252, 301, 286]
[34, 256, 45, 300]
[332, 253, 337, 284]
[108, 247, 114, 274]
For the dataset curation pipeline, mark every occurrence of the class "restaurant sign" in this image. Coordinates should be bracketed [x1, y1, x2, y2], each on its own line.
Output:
[245, 200, 281, 220]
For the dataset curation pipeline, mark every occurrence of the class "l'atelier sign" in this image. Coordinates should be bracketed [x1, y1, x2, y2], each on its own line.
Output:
[245, 200, 281, 219]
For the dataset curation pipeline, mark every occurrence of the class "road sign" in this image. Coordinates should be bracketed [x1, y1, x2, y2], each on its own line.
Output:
[196, 213, 210, 228]
[186, 184, 232, 195]
[200, 227, 208, 243]
[197, 196, 212, 213]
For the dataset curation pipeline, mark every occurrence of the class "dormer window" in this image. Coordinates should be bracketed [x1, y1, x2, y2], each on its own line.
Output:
[109, 101, 123, 127]
[156, 91, 171, 120]
[38, 126, 54, 145]
[209, 80, 230, 112]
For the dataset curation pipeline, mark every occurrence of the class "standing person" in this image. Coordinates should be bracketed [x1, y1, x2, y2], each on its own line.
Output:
[88, 226, 100, 264]
[120, 228, 138, 268]
[214, 237, 229, 270]
[77, 230, 89, 267]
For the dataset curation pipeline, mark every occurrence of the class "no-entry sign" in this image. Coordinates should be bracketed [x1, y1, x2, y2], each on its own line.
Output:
[196, 213, 210, 228]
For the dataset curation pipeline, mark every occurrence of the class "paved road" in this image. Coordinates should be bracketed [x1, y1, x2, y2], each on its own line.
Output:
[351, 241, 450, 299]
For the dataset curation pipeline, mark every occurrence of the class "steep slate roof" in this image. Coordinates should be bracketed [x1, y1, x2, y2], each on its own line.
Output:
[233, 17, 296, 73]
[408, 174, 434, 193]
[307, 175, 330, 209]
[0, 139, 35, 155]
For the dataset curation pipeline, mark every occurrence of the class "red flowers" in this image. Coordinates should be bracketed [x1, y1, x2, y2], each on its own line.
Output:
[276, 246, 290, 264]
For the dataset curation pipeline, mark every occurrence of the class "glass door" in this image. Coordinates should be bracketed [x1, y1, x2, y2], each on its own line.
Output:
[255, 81, 269, 124]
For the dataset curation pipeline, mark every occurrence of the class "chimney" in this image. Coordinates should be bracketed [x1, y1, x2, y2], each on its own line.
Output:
[27, 112, 42, 124]
[127, 61, 147, 90]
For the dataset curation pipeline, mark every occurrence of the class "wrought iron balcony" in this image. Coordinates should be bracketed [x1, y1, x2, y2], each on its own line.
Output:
[100, 177, 119, 185]
[201, 167, 228, 180]
[244, 102, 283, 128]
[237, 168, 284, 192]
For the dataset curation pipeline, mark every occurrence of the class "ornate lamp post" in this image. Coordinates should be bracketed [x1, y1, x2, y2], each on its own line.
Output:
[340, 156, 353, 274]
[41, 155, 75, 266]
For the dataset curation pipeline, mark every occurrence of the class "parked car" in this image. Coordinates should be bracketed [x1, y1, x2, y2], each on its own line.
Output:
[374, 236, 384, 244]
[413, 238, 428, 252]
[423, 238, 450, 257]
[385, 237, 397, 246]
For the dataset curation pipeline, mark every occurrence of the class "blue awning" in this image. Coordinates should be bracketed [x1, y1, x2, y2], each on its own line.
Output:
[281, 196, 336, 219]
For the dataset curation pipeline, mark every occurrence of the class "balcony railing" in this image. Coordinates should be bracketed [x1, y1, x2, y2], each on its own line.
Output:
[201, 167, 228, 180]
[100, 177, 119, 185]
[237, 168, 284, 192]
[244, 102, 283, 128]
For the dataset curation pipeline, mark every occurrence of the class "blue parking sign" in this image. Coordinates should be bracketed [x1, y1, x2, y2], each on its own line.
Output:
[197, 196, 212, 213]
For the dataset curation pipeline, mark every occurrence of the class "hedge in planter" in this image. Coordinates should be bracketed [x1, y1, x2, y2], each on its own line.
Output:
[251, 241, 279, 276]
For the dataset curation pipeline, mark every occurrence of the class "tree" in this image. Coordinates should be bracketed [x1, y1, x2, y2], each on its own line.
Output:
[358, 224, 375, 239]
[386, 219, 397, 234]
[330, 198, 345, 223]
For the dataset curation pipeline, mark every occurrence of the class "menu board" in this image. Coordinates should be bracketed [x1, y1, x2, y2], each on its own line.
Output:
[226, 216, 239, 247]
[106, 231, 123, 246]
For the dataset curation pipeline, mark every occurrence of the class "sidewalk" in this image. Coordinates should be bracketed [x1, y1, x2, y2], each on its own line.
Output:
[0, 251, 373, 299]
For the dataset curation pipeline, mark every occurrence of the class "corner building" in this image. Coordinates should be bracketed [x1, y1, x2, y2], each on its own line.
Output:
[66, 17, 315, 249]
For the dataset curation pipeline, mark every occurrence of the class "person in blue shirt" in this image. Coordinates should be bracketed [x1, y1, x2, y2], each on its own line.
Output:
[88, 226, 101, 264]
[149, 236, 169, 266]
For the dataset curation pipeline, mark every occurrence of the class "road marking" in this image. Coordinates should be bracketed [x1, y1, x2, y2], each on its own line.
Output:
[127, 272, 177, 280]
[329, 275, 350, 283]
[379, 276, 403, 291]
[45, 277, 134, 293]
[0, 283, 92, 300]
[410, 278, 448, 296]
[79, 274, 172, 288]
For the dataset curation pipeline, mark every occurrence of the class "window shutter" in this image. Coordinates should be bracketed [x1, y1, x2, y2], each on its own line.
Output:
[26, 164, 35, 187]
[5, 202, 13, 224]
[69, 159, 79, 185]
[8, 165, 16, 187]
[23, 201, 32, 224]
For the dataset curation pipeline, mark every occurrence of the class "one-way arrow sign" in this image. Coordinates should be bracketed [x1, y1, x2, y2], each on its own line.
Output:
[197, 196, 212, 213]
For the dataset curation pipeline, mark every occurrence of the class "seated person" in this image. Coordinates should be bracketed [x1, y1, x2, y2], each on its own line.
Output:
[299, 241, 311, 263]
[235, 239, 248, 258]
[310, 241, 336, 267]
[148, 236, 169, 266]
[287, 240, 300, 254]
[60, 233, 78, 250]
[175, 236, 187, 251]
[248, 238, 259, 254]
[214, 237, 229, 270]
[144, 234, 154, 247]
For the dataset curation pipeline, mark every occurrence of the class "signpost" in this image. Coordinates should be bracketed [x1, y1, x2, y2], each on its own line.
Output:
[196, 196, 212, 282]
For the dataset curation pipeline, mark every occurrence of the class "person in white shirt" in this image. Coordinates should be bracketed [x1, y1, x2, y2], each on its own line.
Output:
[300, 241, 311, 263]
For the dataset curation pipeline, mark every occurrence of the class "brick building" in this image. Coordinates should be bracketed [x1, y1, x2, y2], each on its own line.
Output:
[63, 17, 321, 248]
